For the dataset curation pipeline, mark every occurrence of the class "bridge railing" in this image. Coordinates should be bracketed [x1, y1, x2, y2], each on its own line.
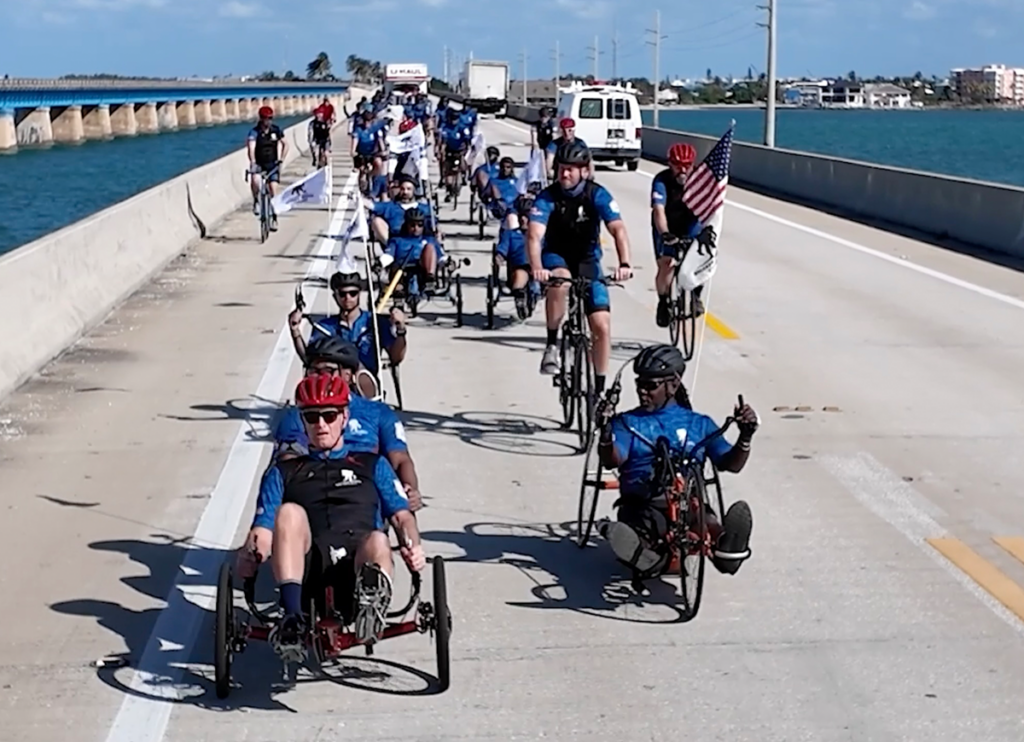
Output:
[0, 78, 353, 91]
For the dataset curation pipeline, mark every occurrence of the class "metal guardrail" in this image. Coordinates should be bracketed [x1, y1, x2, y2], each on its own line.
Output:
[0, 78, 353, 91]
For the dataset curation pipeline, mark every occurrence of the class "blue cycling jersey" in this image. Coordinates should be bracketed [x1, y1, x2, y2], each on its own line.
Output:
[354, 119, 387, 156]
[491, 175, 519, 207]
[473, 162, 500, 185]
[252, 445, 408, 531]
[274, 395, 409, 456]
[610, 402, 733, 499]
[443, 126, 470, 151]
[372, 201, 435, 235]
[387, 234, 441, 266]
[309, 310, 396, 375]
[496, 228, 529, 268]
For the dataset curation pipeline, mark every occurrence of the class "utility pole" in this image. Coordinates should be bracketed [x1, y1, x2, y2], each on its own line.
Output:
[758, 0, 778, 146]
[646, 11, 666, 127]
[587, 36, 600, 79]
[443, 45, 449, 85]
[551, 40, 563, 107]
[612, 32, 618, 81]
[519, 49, 528, 105]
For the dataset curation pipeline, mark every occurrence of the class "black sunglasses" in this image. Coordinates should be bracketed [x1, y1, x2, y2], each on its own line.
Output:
[301, 408, 343, 424]
[636, 377, 670, 391]
[334, 288, 360, 297]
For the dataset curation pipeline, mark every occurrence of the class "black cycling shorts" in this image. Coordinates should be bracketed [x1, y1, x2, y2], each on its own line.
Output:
[303, 528, 367, 618]
[354, 153, 377, 169]
[444, 149, 465, 172]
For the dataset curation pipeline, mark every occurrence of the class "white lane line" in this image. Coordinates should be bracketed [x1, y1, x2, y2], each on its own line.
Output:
[103, 169, 358, 742]
[492, 118, 1024, 312]
[819, 452, 1024, 638]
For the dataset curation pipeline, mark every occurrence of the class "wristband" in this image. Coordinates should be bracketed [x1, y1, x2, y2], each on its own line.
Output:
[619, 262, 631, 269]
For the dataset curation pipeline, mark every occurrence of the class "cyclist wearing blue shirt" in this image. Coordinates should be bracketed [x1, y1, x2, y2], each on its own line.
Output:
[440, 109, 471, 198]
[528, 140, 633, 393]
[272, 336, 422, 508]
[484, 157, 521, 226]
[386, 209, 441, 288]
[596, 344, 757, 579]
[351, 110, 388, 173]
[651, 142, 717, 325]
[289, 272, 407, 381]
[471, 146, 501, 201]
[496, 194, 541, 320]
[238, 373, 425, 658]
[371, 176, 435, 243]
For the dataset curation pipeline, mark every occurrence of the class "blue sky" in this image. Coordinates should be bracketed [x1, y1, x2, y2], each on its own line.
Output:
[2, 0, 1023, 81]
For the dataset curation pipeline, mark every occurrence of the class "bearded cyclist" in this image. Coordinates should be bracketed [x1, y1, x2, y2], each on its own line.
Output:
[596, 344, 756, 580]
[528, 140, 632, 394]
[652, 143, 718, 323]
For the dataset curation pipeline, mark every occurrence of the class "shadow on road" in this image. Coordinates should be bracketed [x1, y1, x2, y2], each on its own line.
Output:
[50, 535, 439, 712]
[423, 520, 689, 623]
[398, 408, 580, 458]
[157, 395, 283, 441]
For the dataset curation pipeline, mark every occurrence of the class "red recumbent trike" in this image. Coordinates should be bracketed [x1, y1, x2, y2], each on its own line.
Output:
[576, 366, 739, 621]
[213, 554, 452, 698]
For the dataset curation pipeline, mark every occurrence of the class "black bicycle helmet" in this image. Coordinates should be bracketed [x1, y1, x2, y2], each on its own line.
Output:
[499, 156, 515, 169]
[633, 344, 686, 379]
[514, 193, 534, 216]
[305, 336, 359, 371]
[486, 145, 500, 158]
[554, 139, 592, 167]
[329, 271, 363, 291]
[403, 207, 426, 224]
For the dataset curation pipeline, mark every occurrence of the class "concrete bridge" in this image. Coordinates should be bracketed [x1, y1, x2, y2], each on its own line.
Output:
[0, 78, 351, 151]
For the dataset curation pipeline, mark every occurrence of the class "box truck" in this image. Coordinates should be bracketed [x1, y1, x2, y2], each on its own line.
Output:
[459, 60, 509, 116]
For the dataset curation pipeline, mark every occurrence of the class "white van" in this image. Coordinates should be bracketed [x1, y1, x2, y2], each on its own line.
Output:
[556, 83, 642, 171]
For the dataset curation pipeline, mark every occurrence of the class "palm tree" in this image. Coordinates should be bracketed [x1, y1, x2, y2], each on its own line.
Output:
[306, 52, 332, 80]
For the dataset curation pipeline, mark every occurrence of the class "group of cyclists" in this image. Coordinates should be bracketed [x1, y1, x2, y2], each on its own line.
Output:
[234, 87, 760, 662]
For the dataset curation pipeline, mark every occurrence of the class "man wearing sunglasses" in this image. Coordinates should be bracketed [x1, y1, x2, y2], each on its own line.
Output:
[289, 272, 406, 394]
[271, 336, 422, 510]
[595, 344, 758, 581]
[245, 372, 426, 659]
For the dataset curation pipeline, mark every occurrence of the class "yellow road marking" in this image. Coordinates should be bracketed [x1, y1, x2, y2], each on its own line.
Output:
[705, 312, 739, 339]
[928, 538, 1024, 621]
[994, 536, 1024, 566]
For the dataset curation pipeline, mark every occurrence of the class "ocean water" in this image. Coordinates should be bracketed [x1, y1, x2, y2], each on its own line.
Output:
[0, 115, 307, 257]
[644, 107, 1024, 189]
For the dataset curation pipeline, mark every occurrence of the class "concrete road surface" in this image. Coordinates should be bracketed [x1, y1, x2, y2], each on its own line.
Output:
[2, 117, 1024, 742]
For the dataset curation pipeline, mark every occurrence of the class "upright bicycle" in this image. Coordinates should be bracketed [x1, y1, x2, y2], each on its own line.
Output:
[249, 163, 280, 244]
[546, 275, 618, 454]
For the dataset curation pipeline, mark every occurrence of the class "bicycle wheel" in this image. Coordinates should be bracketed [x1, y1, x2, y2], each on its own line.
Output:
[572, 333, 595, 453]
[672, 268, 697, 361]
[485, 273, 496, 329]
[259, 186, 270, 244]
[678, 468, 709, 620]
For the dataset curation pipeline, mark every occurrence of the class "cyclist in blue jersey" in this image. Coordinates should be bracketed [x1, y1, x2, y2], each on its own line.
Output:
[386, 209, 442, 289]
[238, 373, 425, 657]
[596, 344, 757, 578]
[544, 117, 586, 178]
[481, 156, 521, 229]
[651, 142, 717, 324]
[440, 109, 471, 200]
[289, 272, 406, 384]
[370, 175, 435, 243]
[528, 140, 633, 393]
[496, 194, 541, 320]
[351, 110, 389, 176]
[470, 146, 501, 202]
[271, 336, 422, 509]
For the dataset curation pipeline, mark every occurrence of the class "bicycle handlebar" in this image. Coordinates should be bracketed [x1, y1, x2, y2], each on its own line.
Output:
[541, 275, 622, 288]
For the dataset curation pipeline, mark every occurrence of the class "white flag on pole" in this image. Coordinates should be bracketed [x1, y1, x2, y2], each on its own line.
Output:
[466, 131, 486, 169]
[271, 166, 331, 215]
[516, 148, 546, 194]
[387, 124, 426, 156]
[335, 201, 368, 274]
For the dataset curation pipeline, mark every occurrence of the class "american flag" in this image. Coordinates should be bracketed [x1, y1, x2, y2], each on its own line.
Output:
[683, 125, 734, 224]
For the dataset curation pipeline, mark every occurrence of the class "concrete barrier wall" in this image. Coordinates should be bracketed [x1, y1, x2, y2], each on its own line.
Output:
[504, 103, 1024, 258]
[0, 89, 363, 400]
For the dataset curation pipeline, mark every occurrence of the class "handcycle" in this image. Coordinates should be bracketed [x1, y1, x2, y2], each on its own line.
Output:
[485, 233, 538, 329]
[247, 162, 280, 244]
[441, 150, 469, 209]
[213, 553, 452, 698]
[576, 361, 739, 621]
[372, 238, 468, 328]
[545, 274, 620, 454]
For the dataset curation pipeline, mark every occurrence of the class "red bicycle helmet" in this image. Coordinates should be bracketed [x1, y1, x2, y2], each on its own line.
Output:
[295, 372, 350, 409]
[399, 118, 416, 134]
[559, 117, 575, 129]
[668, 142, 696, 166]
[258, 105, 274, 119]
